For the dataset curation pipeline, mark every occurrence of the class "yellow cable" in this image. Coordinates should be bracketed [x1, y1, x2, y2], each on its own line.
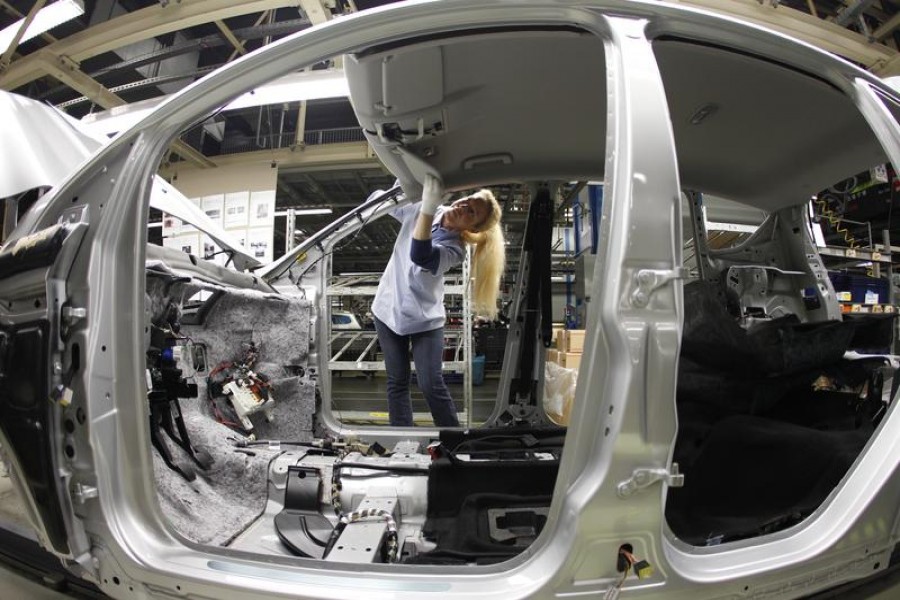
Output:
[816, 198, 858, 249]
[816, 199, 874, 277]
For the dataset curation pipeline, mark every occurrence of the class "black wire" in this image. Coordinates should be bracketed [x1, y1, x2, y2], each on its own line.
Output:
[335, 461, 429, 475]
[888, 165, 895, 233]
[450, 434, 537, 453]
[416, 548, 518, 560]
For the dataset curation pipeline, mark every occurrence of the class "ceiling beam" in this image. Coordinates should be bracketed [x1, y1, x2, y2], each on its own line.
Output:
[33, 54, 215, 168]
[299, 0, 332, 25]
[171, 141, 218, 169]
[0, 0, 304, 91]
[832, 0, 876, 27]
[0, 0, 46, 71]
[215, 19, 247, 56]
[805, 0, 818, 19]
[160, 140, 379, 180]
[35, 52, 126, 109]
[0, 0, 58, 45]
[873, 13, 900, 42]
[229, 10, 270, 62]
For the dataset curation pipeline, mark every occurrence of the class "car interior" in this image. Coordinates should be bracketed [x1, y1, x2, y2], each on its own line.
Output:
[134, 26, 897, 566]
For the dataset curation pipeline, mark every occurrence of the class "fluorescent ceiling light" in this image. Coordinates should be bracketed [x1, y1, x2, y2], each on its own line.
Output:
[80, 69, 350, 136]
[226, 70, 349, 111]
[293, 208, 333, 216]
[0, 0, 84, 54]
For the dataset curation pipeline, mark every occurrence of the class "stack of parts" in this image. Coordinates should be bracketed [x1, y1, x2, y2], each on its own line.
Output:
[543, 328, 585, 425]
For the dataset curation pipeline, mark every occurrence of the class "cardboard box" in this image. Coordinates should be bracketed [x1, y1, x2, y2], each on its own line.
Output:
[559, 352, 581, 370]
[567, 330, 585, 353]
[554, 329, 586, 352]
[555, 330, 567, 351]
[547, 349, 559, 364]
[551, 327, 565, 348]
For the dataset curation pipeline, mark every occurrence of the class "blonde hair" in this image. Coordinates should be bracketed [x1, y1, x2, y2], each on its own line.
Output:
[459, 189, 505, 319]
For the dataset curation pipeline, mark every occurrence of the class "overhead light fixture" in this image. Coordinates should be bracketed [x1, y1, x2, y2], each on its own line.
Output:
[226, 69, 349, 111]
[80, 69, 350, 136]
[293, 207, 333, 216]
[0, 0, 84, 55]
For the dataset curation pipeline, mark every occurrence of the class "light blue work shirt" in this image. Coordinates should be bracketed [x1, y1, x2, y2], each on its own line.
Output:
[371, 202, 465, 336]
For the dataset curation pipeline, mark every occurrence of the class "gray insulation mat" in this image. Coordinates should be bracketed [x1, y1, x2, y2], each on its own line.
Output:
[148, 275, 316, 546]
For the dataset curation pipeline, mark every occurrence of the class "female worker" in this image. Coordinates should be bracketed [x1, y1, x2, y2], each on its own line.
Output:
[372, 174, 505, 427]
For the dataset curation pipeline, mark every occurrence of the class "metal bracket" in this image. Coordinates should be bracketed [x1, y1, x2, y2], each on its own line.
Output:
[72, 483, 99, 505]
[617, 464, 684, 498]
[62, 306, 87, 325]
[631, 267, 688, 308]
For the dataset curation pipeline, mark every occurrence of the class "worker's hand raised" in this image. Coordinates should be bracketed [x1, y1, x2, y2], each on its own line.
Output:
[420, 174, 444, 216]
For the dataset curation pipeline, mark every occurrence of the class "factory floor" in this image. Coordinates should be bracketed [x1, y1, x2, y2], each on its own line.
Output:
[330, 368, 502, 425]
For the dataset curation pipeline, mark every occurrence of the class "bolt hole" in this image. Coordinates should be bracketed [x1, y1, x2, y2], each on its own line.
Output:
[874, 562, 881, 570]
[64, 419, 75, 433]
[64, 445, 75, 458]
[76, 407, 86, 424]
[113, 577, 120, 585]
[604, 427, 610, 437]
[34, 299, 41, 308]
[609, 406, 614, 414]
[101, 345, 106, 352]
[72, 196, 79, 203]
[617, 544, 634, 572]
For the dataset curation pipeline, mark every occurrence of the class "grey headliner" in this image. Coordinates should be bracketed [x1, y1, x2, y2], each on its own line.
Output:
[346, 29, 886, 212]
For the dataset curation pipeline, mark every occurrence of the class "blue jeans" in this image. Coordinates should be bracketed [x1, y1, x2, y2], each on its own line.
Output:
[374, 317, 459, 427]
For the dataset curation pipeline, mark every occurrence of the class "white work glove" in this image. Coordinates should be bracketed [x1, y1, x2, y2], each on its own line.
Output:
[419, 174, 444, 216]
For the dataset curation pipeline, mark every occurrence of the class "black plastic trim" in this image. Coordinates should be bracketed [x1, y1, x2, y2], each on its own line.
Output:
[0, 320, 70, 555]
[0, 224, 70, 281]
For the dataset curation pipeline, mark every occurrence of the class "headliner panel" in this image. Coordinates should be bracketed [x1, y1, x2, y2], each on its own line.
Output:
[345, 27, 886, 212]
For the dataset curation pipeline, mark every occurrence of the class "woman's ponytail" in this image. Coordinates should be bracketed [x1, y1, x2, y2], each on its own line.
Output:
[460, 190, 505, 318]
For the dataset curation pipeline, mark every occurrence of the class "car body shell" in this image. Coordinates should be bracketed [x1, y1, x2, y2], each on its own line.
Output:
[2, 1, 900, 599]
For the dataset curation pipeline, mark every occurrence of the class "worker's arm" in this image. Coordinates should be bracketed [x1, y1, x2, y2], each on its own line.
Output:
[413, 174, 443, 241]
[411, 174, 444, 273]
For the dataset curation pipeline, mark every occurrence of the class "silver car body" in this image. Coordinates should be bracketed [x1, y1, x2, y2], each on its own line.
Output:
[2, 0, 900, 598]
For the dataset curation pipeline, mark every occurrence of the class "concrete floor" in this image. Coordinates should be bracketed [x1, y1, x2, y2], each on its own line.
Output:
[330, 369, 501, 425]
